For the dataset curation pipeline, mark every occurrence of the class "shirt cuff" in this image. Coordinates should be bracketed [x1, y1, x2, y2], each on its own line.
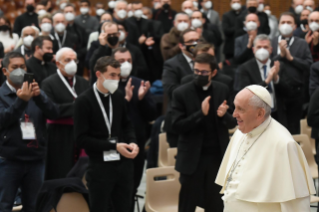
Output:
[274, 76, 280, 84]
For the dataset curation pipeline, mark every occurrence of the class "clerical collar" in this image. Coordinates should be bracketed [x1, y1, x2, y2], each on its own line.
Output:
[6, 80, 17, 93]
[203, 81, 211, 90]
[246, 116, 271, 138]
[96, 86, 109, 97]
[33, 56, 45, 65]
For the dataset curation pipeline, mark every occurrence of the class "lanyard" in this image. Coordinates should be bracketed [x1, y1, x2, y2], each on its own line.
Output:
[93, 83, 113, 138]
[277, 35, 294, 55]
[57, 69, 77, 98]
[54, 31, 67, 49]
[20, 45, 25, 55]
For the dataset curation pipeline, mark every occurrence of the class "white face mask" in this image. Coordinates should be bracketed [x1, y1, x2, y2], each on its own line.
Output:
[80, 7, 89, 15]
[279, 23, 293, 36]
[257, 4, 264, 12]
[245, 21, 258, 31]
[55, 23, 66, 33]
[192, 19, 202, 28]
[96, 8, 105, 16]
[127, 11, 133, 17]
[306, 6, 314, 12]
[60, 2, 67, 10]
[310, 22, 319, 32]
[41, 23, 52, 32]
[153, 2, 159, 9]
[177, 22, 189, 31]
[117, 9, 127, 19]
[142, 14, 148, 19]
[38, 9, 47, 16]
[294, 5, 303, 14]
[264, 10, 271, 16]
[134, 9, 143, 19]
[184, 9, 193, 16]
[204, 1, 212, 9]
[102, 77, 119, 94]
[120, 61, 132, 77]
[193, 1, 198, 8]
[108, 1, 116, 9]
[119, 30, 125, 42]
[255, 48, 270, 61]
[231, 2, 241, 11]
[65, 12, 75, 21]
[23, 35, 34, 47]
[62, 60, 77, 76]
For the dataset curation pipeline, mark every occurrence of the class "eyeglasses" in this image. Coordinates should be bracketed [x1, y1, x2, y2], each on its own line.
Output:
[184, 39, 200, 44]
[61, 59, 79, 64]
[194, 69, 211, 75]
[107, 32, 120, 38]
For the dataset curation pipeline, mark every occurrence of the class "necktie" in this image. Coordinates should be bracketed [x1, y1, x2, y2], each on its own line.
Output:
[263, 65, 273, 93]
[68, 77, 73, 87]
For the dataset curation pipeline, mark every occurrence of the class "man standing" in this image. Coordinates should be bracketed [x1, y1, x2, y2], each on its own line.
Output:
[26, 36, 56, 86]
[74, 56, 139, 212]
[42, 47, 89, 180]
[75, 0, 100, 36]
[13, 0, 39, 37]
[171, 53, 236, 212]
[200, 0, 220, 26]
[216, 85, 315, 211]
[15, 26, 38, 60]
[271, 12, 312, 134]
[0, 52, 59, 211]
[153, 0, 177, 33]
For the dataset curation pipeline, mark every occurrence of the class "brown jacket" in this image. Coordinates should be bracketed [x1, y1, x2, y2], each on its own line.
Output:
[160, 27, 182, 61]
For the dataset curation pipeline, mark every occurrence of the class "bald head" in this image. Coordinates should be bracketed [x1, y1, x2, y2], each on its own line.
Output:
[246, 0, 258, 7]
[115, 1, 128, 11]
[304, 0, 315, 10]
[22, 26, 36, 38]
[245, 13, 259, 23]
[182, 0, 194, 11]
[309, 11, 319, 27]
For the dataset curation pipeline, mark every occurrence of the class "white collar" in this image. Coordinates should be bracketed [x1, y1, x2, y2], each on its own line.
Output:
[96, 85, 109, 97]
[255, 58, 271, 69]
[203, 81, 211, 90]
[246, 116, 272, 138]
[39, 32, 55, 40]
[6, 80, 17, 93]
[182, 53, 193, 64]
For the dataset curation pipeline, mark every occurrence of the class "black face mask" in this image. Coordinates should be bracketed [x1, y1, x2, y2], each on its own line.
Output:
[47, 7, 53, 12]
[43, 52, 54, 62]
[163, 3, 170, 10]
[107, 36, 119, 46]
[300, 19, 308, 26]
[0, 25, 10, 32]
[184, 43, 197, 55]
[248, 6, 257, 13]
[26, 4, 35, 13]
[194, 74, 210, 87]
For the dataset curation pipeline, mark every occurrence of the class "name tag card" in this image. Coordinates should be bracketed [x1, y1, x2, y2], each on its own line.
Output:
[20, 122, 36, 140]
[103, 150, 120, 161]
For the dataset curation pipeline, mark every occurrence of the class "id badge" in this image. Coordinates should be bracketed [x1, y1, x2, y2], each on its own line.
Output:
[103, 137, 120, 162]
[20, 122, 36, 140]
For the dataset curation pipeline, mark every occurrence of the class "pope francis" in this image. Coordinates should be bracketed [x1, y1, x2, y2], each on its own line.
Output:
[215, 85, 316, 212]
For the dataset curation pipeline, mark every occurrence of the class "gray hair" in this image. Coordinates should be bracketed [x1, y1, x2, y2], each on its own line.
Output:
[253, 34, 271, 47]
[142, 7, 152, 15]
[174, 12, 190, 21]
[249, 94, 271, 117]
[53, 13, 65, 22]
[56, 47, 77, 62]
[21, 26, 39, 37]
[115, 0, 128, 9]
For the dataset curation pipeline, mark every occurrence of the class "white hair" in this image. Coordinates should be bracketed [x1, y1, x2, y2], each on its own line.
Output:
[249, 94, 271, 117]
[115, 0, 128, 9]
[21, 26, 39, 37]
[253, 34, 271, 46]
[56, 47, 77, 62]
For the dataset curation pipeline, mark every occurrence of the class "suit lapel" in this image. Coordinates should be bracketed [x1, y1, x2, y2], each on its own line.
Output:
[190, 82, 202, 111]
[251, 59, 263, 82]
[177, 54, 193, 75]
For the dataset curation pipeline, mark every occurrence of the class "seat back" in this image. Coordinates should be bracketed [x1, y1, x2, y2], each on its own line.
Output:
[300, 119, 316, 155]
[158, 133, 169, 167]
[167, 148, 177, 166]
[293, 134, 318, 178]
[50, 192, 90, 212]
[145, 167, 180, 212]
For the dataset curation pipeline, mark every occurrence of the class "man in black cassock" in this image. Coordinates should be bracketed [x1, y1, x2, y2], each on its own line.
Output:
[42, 47, 89, 180]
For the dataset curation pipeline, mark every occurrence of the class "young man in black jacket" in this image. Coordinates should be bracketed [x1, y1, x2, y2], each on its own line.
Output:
[74, 56, 139, 212]
[0, 52, 59, 211]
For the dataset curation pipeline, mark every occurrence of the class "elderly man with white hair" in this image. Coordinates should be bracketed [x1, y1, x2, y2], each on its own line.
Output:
[41, 47, 89, 180]
[14, 26, 39, 59]
[181, 0, 195, 16]
[216, 85, 316, 212]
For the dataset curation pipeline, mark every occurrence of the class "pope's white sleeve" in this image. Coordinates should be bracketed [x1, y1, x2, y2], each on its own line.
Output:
[280, 196, 311, 212]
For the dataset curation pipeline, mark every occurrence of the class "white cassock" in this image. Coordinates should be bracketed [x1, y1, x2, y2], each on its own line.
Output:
[215, 116, 316, 212]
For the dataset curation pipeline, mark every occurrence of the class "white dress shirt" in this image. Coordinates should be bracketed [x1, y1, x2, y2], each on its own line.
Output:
[182, 53, 193, 70]
[6, 80, 16, 93]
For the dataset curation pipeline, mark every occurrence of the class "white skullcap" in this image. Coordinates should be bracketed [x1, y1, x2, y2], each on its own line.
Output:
[246, 85, 273, 108]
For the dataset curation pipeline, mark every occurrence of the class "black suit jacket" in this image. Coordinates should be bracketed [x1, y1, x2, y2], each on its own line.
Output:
[114, 18, 140, 47]
[307, 87, 319, 139]
[237, 58, 292, 125]
[171, 81, 236, 175]
[26, 56, 57, 86]
[51, 31, 79, 54]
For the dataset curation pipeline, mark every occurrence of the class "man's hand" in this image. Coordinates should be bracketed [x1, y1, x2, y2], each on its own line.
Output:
[31, 80, 40, 97]
[272, 61, 280, 82]
[125, 78, 134, 102]
[217, 100, 229, 117]
[305, 31, 313, 44]
[202, 96, 211, 116]
[279, 40, 287, 57]
[99, 32, 107, 46]
[17, 82, 33, 101]
[139, 34, 147, 44]
[138, 80, 151, 100]
[285, 49, 293, 61]
[247, 30, 257, 49]
[116, 143, 138, 159]
[313, 31, 319, 45]
[145, 37, 155, 46]
[128, 143, 139, 158]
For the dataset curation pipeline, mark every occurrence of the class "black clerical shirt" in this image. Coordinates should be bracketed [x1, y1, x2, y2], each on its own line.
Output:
[13, 12, 39, 37]
[26, 56, 57, 86]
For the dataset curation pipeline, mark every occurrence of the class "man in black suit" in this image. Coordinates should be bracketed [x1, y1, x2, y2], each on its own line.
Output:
[89, 22, 148, 84]
[272, 12, 313, 134]
[234, 0, 270, 38]
[171, 53, 236, 212]
[222, 0, 244, 59]
[162, 28, 200, 147]
[152, 0, 177, 33]
[26, 36, 56, 86]
[237, 34, 292, 127]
